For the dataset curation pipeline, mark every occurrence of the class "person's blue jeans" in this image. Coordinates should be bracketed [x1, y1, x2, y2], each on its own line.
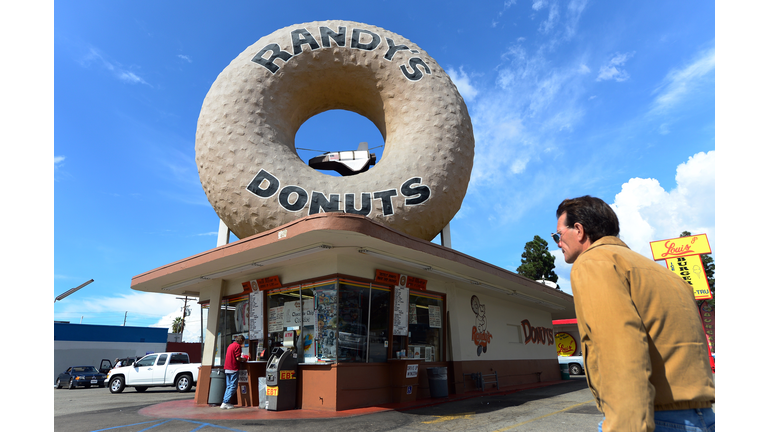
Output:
[223, 371, 238, 405]
[598, 408, 715, 431]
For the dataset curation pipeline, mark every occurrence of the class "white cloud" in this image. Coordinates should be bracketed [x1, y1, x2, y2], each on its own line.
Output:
[154, 302, 205, 343]
[492, 0, 518, 27]
[564, 0, 589, 39]
[596, 52, 634, 82]
[81, 47, 151, 86]
[538, 3, 560, 35]
[552, 150, 715, 291]
[533, 1, 547, 12]
[650, 47, 715, 115]
[177, 54, 192, 63]
[468, 44, 588, 191]
[55, 156, 66, 180]
[446, 67, 479, 102]
[611, 150, 715, 258]
[552, 250, 573, 294]
[58, 291, 181, 323]
[118, 71, 148, 85]
[196, 231, 218, 237]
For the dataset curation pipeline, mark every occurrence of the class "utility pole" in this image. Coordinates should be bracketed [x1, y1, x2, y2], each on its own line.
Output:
[176, 296, 190, 337]
[123, 311, 127, 326]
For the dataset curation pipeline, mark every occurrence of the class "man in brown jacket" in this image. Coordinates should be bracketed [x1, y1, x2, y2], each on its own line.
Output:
[554, 196, 714, 432]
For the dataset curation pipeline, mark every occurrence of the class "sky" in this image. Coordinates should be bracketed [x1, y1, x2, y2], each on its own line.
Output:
[50, 1, 718, 342]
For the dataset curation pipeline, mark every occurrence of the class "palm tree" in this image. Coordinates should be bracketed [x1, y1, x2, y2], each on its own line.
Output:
[172, 316, 184, 334]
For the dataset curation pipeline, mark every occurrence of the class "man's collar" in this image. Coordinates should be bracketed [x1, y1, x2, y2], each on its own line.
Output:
[583, 235, 629, 253]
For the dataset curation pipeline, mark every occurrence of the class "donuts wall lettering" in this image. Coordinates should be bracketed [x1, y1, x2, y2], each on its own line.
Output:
[195, 20, 474, 241]
[246, 169, 431, 216]
[252, 26, 432, 82]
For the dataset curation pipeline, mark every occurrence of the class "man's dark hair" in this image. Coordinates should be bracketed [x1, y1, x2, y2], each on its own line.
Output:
[556, 195, 620, 242]
[235, 335, 245, 344]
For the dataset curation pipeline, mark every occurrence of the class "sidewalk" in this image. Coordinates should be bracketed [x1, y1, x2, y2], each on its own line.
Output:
[138, 379, 574, 421]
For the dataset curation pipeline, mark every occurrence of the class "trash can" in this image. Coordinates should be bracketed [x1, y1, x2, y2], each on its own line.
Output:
[559, 364, 570, 380]
[208, 369, 226, 404]
[427, 367, 449, 398]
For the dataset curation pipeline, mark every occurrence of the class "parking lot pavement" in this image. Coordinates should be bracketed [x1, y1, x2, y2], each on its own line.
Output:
[54, 377, 603, 432]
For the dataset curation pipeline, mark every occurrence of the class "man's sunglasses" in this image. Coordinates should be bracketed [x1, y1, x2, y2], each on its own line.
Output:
[551, 226, 572, 244]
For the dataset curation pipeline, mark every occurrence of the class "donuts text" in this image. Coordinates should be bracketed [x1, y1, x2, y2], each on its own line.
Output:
[246, 169, 431, 217]
[251, 25, 432, 81]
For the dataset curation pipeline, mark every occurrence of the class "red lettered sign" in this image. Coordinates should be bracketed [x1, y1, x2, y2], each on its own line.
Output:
[406, 276, 428, 291]
[375, 269, 400, 285]
[256, 276, 281, 291]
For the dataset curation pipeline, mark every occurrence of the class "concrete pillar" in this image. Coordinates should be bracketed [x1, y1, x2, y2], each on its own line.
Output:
[217, 219, 230, 247]
[441, 222, 452, 249]
[201, 280, 224, 366]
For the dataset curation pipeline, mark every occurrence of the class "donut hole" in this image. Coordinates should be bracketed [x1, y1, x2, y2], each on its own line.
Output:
[295, 109, 385, 177]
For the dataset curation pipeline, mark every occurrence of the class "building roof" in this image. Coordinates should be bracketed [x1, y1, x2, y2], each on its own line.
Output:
[54, 322, 168, 343]
[131, 213, 576, 319]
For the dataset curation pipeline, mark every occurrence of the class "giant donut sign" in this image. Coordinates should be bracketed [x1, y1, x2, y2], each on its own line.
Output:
[195, 20, 474, 241]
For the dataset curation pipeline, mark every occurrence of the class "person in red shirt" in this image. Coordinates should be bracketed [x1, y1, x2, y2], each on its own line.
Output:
[221, 335, 248, 409]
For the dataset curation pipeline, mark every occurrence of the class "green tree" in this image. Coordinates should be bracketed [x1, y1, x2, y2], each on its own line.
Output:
[680, 231, 715, 307]
[517, 235, 559, 287]
[172, 316, 184, 334]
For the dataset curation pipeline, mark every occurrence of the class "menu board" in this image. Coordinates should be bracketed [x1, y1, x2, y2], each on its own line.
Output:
[429, 305, 442, 328]
[268, 306, 284, 333]
[393, 285, 409, 336]
[249, 290, 264, 340]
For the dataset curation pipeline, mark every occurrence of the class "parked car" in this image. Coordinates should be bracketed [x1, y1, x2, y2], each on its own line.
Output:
[106, 352, 201, 393]
[558, 355, 585, 375]
[56, 366, 107, 389]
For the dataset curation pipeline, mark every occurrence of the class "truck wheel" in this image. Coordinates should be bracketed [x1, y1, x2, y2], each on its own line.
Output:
[135, 386, 148, 392]
[109, 376, 125, 393]
[569, 364, 583, 375]
[175, 374, 192, 392]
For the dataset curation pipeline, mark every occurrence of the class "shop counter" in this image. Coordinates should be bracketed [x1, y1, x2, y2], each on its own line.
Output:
[237, 361, 267, 407]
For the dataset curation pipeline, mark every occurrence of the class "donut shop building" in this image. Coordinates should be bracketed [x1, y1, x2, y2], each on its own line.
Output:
[129, 19, 575, 411]
[131, 213, 575, 411]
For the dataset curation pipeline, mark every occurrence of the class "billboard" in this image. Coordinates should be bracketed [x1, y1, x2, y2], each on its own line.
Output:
[649, 234, 712, 300]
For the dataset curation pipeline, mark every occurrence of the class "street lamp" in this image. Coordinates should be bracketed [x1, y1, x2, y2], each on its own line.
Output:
[54, 279, 94, 303]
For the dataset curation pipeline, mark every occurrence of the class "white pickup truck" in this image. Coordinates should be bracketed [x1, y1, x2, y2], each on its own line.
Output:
[558, 355, 585, 375]
[106, 352, 201, 393]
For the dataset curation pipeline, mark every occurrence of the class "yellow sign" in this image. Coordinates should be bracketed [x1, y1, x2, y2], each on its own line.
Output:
[666, 255, 712, 300]
[650, 234, 711, 261]
[279, 370, 296, 380]
[555, 332, 577, 356]
[266, 386, 278, 396]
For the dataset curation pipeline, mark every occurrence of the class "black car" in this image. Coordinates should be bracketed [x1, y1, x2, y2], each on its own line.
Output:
[56, 366, 107, 389]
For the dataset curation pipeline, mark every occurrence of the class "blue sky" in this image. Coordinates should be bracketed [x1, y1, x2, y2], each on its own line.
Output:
[52, 1, 715, 338]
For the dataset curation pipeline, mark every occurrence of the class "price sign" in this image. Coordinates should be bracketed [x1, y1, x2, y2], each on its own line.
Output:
[393, 285, 409, 336]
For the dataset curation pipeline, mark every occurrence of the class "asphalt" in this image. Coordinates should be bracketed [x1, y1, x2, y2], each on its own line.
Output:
[138, 379, 575, 421]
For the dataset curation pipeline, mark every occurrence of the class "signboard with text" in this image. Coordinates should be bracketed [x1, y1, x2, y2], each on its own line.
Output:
[665, 255, 712, 300]
[650, 234, 711, 261]
[374, 269, 427, 291]
[650, 233, 712, 300]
